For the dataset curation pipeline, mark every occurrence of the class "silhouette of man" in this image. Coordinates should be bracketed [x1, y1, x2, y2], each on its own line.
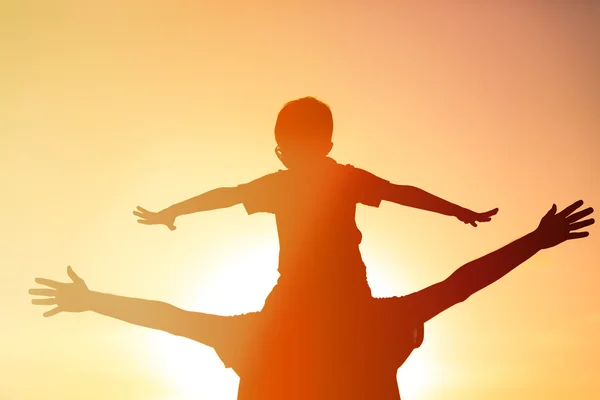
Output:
[31, 200, 594, 399]
[130, 98, 500, 393]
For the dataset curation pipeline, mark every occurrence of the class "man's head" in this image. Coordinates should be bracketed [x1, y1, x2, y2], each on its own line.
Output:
[274, 97, 334, 169]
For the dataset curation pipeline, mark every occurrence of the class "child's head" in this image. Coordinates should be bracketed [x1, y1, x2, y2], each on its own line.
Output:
[274, 97, 334, 169]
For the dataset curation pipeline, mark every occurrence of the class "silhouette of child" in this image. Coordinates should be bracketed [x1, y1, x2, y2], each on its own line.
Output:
[133, 97, 498, 313]
[30, 200, 594, 399]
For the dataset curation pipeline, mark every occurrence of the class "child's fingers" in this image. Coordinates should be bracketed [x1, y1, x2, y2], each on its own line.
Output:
[137, 219, 154, 225]
[483, 208, 499, 217]
[133, 211, 144, 218]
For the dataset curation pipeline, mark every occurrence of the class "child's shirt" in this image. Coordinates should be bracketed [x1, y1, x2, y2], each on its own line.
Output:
[237, 157, 391, 307]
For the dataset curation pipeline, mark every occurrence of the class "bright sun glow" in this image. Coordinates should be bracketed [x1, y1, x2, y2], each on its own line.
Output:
[148, 242, 432, 399]
[150, 333, 240, 400]
[398, 349, 437, 399]
[365, 248, 433, 399]
[148, 242, 280, 399]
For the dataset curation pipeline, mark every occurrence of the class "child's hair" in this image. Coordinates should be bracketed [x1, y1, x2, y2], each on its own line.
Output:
[274, 97, 334, 149]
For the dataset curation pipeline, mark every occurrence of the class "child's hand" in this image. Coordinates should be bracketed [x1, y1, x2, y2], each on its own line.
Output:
[133, 206, 177, 231]
[29, 266, 90, 317]
[456, 207, 499, 227]
[533, 200, 594, 250]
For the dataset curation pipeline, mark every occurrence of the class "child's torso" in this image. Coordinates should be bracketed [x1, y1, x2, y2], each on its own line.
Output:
[268, 161, 372, 304]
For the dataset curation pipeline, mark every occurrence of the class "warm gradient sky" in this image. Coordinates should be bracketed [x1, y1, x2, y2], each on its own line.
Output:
[2, 1, 599, 399]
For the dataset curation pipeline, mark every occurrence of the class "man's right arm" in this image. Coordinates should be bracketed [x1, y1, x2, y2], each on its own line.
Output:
[400, 201, 593, 325]
[401, 231, 541, 325]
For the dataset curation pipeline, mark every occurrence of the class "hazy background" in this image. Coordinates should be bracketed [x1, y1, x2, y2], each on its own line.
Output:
[1, 1, 599, 399]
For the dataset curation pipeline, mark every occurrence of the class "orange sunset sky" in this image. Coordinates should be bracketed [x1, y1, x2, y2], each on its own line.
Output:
[1, 1, 599, 399]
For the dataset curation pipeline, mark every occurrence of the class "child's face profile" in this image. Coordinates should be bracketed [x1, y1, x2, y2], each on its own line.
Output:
[274, 139, 333, 169]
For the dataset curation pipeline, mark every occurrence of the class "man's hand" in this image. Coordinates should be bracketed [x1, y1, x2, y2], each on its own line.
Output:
[533, 200, 594, 250]
[456, 207, 499, 227]
[133, 206, 177, 231]
[29, 266, 91, 317]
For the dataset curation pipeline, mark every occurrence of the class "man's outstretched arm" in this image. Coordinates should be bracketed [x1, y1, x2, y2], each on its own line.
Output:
[381, 184, 498, 227]
[29, 267, 229, 346]
[400, 200, 594, 324]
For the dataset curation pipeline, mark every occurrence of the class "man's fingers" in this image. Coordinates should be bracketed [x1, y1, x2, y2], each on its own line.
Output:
[29, 288, 56, 296]
[34, 278, 63, 289]
[43, 307, 62, 317]
[66, 266, 82, 283]
[568, 231, 589, 240]
[136, 206, 150, 213]
[32, 298, 57, 306]
[557, 200, 585, 218]
[168, 224, 177, 231]
[137, 219, 154, 225]
[133, 211, 145, 218]
[544, 204, 558, 219]
[569, 218, 595, 231]
[566, 207, 594, 224]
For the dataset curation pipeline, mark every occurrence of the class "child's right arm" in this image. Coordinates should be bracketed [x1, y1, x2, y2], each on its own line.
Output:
[134, 186, 244, 230]
[29, 267, 229, 346]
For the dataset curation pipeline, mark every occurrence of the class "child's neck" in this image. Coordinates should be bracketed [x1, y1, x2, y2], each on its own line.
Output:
[289, 157, 334, 171]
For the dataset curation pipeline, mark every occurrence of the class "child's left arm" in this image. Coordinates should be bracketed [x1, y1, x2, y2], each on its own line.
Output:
[381, 184, 498, 227]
